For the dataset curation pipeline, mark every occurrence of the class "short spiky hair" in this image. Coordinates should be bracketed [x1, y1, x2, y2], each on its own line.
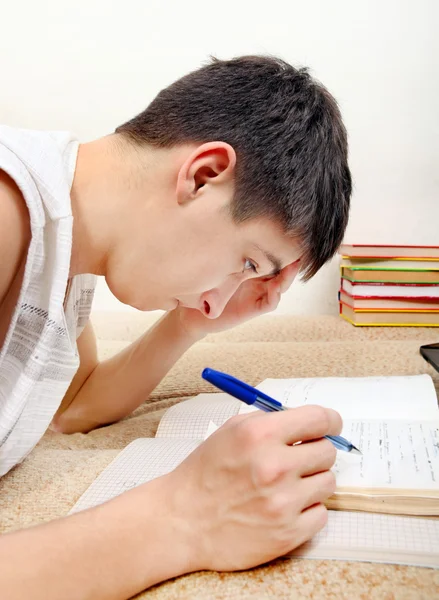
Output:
[116, 55, 351, 280]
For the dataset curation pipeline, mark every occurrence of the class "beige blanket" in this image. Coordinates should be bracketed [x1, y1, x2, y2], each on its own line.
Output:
[1, 313, 438, 599]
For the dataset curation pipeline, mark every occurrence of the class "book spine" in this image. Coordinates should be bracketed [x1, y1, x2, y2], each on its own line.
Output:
[347, 282, 439, 288]
[342, 292, 439, 301]
[342, 266, 439, 272]
[341, 268, 439, 285]
[341, 255, 439, 261]
[341, 244, 439, 249]
[340, 301, 439, 313]
[340, 276, 439, 326]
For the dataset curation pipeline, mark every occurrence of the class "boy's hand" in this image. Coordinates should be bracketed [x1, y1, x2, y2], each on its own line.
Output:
[176, 260, 300, 339]
[158, 404, 341, 572]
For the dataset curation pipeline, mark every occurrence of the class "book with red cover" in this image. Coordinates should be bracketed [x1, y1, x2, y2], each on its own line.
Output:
[341, 279, 439, 299]
[340, 244, 439, 259]
[339, 290, 439, 312]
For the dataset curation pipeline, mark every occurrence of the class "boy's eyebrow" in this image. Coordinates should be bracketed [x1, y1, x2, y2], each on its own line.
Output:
[252, 244, 283, 275]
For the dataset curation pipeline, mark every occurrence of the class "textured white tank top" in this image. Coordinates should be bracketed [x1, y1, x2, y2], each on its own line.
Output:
[0, 125, 96, 477]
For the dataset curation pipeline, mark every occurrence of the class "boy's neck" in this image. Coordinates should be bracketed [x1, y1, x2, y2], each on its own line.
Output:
[69, 135, 163, 278]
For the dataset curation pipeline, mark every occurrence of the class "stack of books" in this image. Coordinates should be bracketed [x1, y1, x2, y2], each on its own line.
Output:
[338, 244, 439, 327]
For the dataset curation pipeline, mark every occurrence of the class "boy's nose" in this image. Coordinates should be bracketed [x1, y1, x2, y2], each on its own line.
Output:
[200, 278, 242, 319]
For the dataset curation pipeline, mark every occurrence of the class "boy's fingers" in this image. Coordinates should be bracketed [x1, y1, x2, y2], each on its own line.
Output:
[278, 260, 300, 293]
[281, 437, 337, 477]
[299, 470, 337, 508]
[266, 277, 281, 304]
[293, 503, 329, 549]
[264, 405, 343, 445]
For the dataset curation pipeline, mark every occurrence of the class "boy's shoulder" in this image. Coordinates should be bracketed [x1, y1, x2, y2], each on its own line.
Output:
[0, 169, 31, 347]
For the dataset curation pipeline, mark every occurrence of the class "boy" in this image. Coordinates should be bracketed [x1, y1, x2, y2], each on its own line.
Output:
[0, 55, 351, 599]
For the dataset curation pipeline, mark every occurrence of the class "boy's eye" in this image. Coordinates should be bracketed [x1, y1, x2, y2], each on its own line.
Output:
[243, 259, 258, 274]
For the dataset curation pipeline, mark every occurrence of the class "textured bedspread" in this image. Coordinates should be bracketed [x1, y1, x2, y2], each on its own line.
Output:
[1, 313, 438, 599]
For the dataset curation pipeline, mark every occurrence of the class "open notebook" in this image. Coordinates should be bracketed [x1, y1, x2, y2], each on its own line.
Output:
[239, 374, 439, 515]
[70, 374, 439, 568]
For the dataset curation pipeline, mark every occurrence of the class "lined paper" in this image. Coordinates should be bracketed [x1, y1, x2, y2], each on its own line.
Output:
[242, 374, 438, 420]
[334, 420, 439, 488]
[237, 375, 439, 491]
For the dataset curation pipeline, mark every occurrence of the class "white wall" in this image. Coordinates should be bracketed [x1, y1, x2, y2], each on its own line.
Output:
[2, 0, 438, 316]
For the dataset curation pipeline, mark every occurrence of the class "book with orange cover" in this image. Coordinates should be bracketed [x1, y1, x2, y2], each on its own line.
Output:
[341, 257, 439, 270]
[340, 302, 439, 326]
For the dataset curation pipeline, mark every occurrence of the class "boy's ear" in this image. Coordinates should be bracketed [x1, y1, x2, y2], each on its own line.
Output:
[176, 142, 236, 204]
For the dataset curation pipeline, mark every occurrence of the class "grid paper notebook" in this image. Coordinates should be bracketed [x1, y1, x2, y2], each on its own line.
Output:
[70, 378, 439, 568]
[292, 511, 439, 568]
[70, 436, 439, 569]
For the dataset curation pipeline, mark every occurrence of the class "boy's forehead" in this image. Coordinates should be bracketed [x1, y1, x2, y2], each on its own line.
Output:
[244, 218, 302, 249]
[247, 225, 303, 274]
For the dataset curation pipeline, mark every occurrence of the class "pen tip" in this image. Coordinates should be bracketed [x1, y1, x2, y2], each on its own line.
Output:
[350, 446, 362, 455]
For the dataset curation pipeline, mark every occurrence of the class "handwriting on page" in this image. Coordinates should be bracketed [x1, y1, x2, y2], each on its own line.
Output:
[257, 375, 438, 421]
[334, 420, 439, 489]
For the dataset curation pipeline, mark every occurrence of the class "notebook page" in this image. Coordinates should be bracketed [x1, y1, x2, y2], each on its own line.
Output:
[69, 438, 200, 514]
[242, 375, 438, 420]
[237, 376, 438, 490]
[334, 420, 439, 488]
[69, 440, 439, 568]
[201, 415, 439, 490]
[156, 394, 240, 439]
[290, 511, 439, 568]
[69, 439, 439, 569]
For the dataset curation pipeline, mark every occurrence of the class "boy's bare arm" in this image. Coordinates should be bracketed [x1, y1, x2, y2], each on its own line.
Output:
[0, 171, 30, 300]
[0, 170, 31, 346]
[0, 474, 194, 600]
[53, 309, 200, 433]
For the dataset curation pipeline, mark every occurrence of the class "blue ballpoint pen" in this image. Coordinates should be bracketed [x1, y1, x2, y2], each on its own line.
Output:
[202, 367, 361, 455]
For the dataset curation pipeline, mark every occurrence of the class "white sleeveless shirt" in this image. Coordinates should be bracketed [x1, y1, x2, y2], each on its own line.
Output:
[0, 125, 96, 477]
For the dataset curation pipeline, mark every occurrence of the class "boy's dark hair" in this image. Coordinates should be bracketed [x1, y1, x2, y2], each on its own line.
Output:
[116, 55, 351, 280]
